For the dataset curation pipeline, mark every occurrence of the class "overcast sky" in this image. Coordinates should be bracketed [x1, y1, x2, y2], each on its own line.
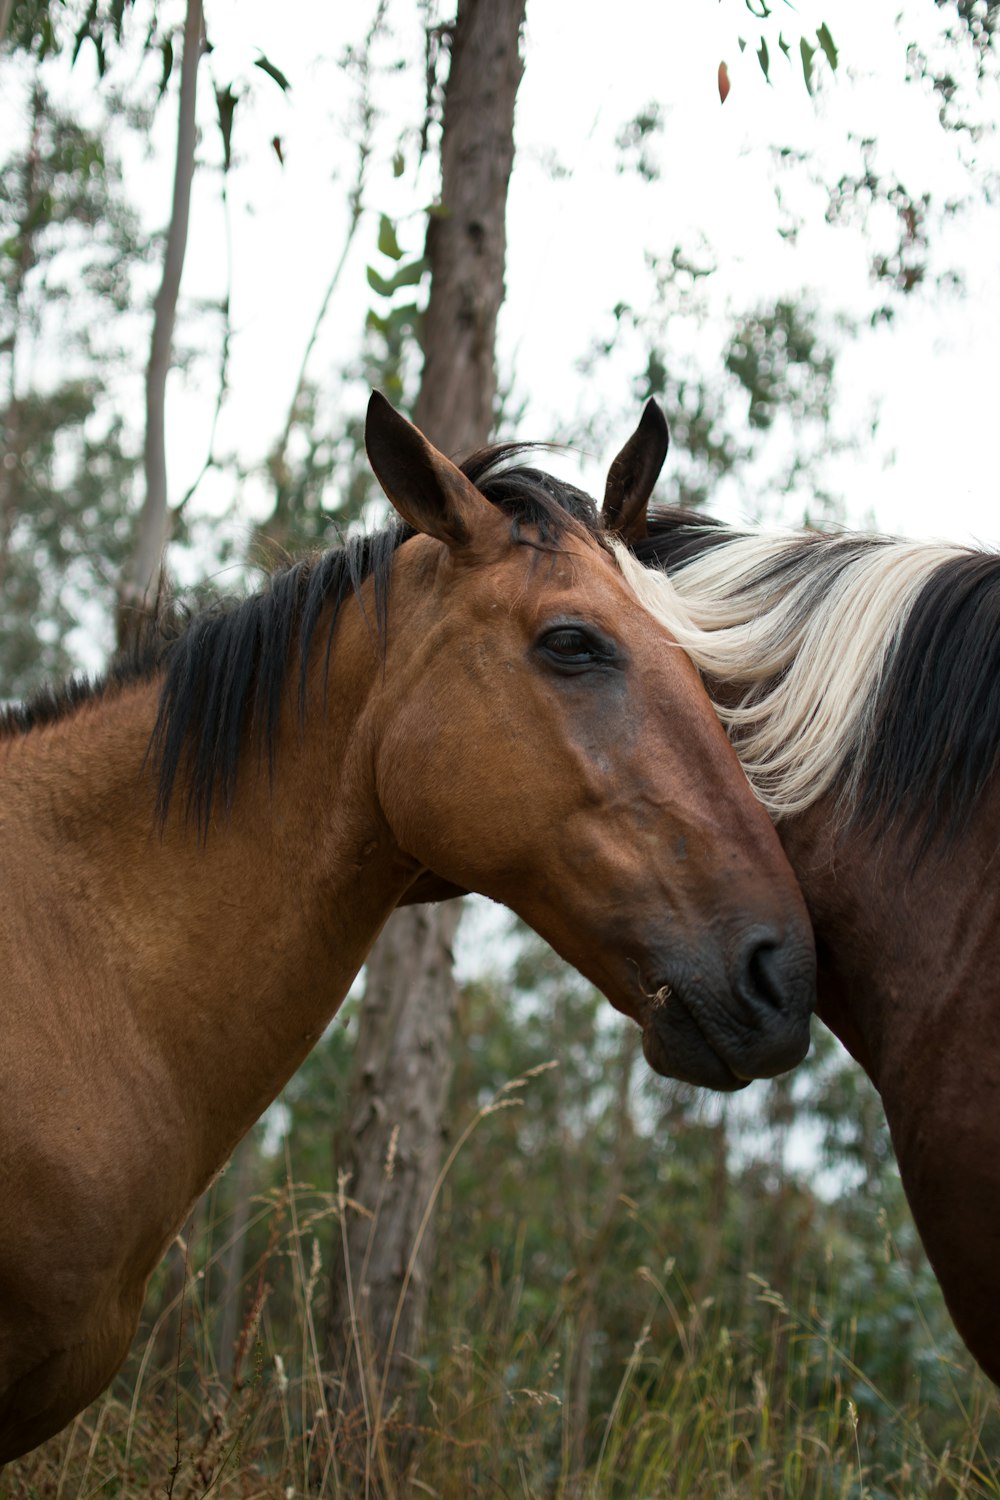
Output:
[5, 1, 999, 543]
[168, 0, 1000, 543]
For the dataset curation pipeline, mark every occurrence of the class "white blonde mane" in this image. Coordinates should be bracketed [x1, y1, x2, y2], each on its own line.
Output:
[614, 530, 970, 820]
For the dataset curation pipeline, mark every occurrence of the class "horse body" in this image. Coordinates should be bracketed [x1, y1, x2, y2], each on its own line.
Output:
[0, 398, 814, 1461]
[782, 801, 1000, 1382]
[0, 596, 412, 1455]
[613, 503, 1000, 1383]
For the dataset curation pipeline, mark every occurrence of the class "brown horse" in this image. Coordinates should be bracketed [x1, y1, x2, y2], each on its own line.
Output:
[605, 423, 1000, 1385]
[0, 395, 814, 1461]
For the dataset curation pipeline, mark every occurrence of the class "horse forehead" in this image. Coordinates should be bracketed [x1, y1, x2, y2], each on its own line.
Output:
[405, 526, 642, 628]
[484, 535, 627, 608]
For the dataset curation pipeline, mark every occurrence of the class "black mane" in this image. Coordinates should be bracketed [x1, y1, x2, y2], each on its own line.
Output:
[3, 446, 602, 832]
[636, 506, 1000, 847]
[862, 550, 1000, 843]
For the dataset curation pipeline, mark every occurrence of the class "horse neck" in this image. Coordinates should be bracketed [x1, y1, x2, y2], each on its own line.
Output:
[3, 617, 416, 1196]
[780, 793, 1000, 1099]
[782, 792, 1000, 1386]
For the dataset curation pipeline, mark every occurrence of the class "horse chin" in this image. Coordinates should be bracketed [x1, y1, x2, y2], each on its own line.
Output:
[641, 1012, 751, 1093]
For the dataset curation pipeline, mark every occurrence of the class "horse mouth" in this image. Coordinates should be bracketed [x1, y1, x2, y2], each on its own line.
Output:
[640, 986, 752, 1093]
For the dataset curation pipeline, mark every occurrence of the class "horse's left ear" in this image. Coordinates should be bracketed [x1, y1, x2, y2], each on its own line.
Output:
[602, 399, 670, 541]
[365, 391, 486, 547]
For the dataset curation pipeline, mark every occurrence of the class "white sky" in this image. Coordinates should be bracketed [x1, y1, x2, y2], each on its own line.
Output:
[505, 0, 1000, 540]
[184, 0, 999, 543]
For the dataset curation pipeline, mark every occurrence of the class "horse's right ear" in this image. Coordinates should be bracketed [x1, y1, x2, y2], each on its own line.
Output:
[365, 391, 487, 547]
[602, 399, 670, 541]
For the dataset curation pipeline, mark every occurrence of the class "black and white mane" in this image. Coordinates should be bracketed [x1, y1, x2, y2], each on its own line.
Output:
[613, 510, 1000, 843]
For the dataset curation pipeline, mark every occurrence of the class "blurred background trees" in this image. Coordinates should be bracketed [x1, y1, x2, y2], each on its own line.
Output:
[0, 80, 144, 689]
[3, 0, 1000, 1494]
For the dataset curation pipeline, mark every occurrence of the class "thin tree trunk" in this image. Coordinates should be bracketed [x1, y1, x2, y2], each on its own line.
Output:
[409, 0, 524, 447]
[117, 0, 203, 648]
[149, 1199, 206, 1381]
[565, 1028, 639, 1483]
[0, 84, 42, 599]
[329, 905, 463, 1413]
[327, 0, 526, 1457]
[690, 1109, 730, 1308]
[216, 1137, 256, 1389]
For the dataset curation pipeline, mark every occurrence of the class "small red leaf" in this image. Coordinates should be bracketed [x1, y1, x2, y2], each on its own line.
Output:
[718, 60, 731, 104]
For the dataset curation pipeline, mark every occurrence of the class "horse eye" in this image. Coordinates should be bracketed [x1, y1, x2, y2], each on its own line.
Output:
[544, 628, 593, 658]
[537, 624, 621, 673]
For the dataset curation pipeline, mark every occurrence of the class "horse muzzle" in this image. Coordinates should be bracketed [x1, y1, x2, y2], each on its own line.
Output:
[638, 924, 815, 1091]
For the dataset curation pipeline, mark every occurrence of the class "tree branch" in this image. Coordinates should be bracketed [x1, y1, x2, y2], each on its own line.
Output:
[117, 0, 204, 646]
[261, 0, 389, 544]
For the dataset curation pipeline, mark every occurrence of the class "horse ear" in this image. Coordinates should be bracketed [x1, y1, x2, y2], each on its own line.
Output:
[602, 399, 670, 541]
[365, 390, 486, 547]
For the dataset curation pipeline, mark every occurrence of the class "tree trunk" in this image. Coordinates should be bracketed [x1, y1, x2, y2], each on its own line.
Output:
[326, 0, 526, 1459]
[409, 0, 524, 448]
[565, 1027, 639, 1485]
[117, 0, 203, 649]
[0, 84, 42, 600]
[215, 1136, 256, 1389]
[328, 905, 463, 1420]
[690, 1108, 730, 1308]
[148, 1199, 206, 1382]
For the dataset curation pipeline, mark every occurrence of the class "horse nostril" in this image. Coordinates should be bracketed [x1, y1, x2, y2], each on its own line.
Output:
[735, 929, 796, 1017]
[747, 939, 784, 1010]
[701, 926, 815, 1079]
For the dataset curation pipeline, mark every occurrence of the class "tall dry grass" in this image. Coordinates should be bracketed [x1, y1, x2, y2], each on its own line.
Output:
[6, 1070, 1000, 1500]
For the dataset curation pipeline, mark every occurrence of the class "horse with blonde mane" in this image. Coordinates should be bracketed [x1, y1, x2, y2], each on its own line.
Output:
[0, 396, 815, 1461]
[605, 423, 1000, 1383]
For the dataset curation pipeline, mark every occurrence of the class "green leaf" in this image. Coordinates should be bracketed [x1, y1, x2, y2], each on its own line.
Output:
[215, 86, 238, 174]
[71, 0, 97, 67]
[800, 36, 815, 95]
[738, 35, 747, 53]
[745, 0, 771, 15]
[758, 37, 770, 82]
[778, 32, 790, 60]
[377, 214, 403, 261]
[392, 151, 405, 179]
[816, 22, 838, 72]
[366, 258, 428, 297]
[388, 259, 426, 291]
[388, 302, 420, 333]
[391, 303, 424, 352]
[254, 54, 291, 92]
[158, 36, 174, 99]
